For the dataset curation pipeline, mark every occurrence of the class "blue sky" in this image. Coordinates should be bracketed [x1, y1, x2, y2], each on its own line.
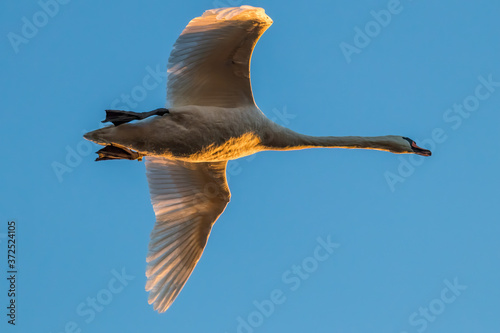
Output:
[1, 0, 499, 332]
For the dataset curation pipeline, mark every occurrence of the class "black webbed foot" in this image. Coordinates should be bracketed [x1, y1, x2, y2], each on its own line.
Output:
[95, 145, 143, 161]
[102, 108, 169, 126]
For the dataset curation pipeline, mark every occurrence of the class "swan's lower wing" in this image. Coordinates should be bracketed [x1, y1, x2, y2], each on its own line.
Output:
[145, 156, 230, 312]
[167, 6, 273, 108]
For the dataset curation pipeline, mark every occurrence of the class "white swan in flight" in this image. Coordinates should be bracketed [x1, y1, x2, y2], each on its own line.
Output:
[84, 5, 431, 313]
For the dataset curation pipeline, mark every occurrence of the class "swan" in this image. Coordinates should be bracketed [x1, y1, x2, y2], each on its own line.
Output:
[84, 5, 431, 313]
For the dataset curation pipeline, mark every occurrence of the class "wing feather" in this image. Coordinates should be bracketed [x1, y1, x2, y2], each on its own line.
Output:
[167, 6, 273, 108]
[145, 156, 230, 312]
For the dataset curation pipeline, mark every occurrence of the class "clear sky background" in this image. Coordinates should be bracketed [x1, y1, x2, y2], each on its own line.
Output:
[1, 0, 499, 332]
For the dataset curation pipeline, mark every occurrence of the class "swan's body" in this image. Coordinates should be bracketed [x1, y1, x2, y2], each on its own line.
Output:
[84, 5, 431, 313]
[87, 105, 265, 161]
[87, 104, 420, 162]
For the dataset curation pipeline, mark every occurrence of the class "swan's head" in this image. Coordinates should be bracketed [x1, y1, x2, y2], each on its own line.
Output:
[400, 137, 432, 156]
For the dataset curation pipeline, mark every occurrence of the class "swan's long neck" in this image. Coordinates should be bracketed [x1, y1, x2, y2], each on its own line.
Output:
[260, 124, 404, 154]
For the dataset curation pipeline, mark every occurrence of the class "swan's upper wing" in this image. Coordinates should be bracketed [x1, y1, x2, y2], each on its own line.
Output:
[167, 5, 273, 108]
[145, 156, 230, 312]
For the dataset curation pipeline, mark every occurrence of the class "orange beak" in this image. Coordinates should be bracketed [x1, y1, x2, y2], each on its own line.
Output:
[411, 141, 432, 156]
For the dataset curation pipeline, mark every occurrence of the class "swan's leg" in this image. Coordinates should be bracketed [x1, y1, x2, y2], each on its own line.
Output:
[102, 108, 169, 126]
[95, 145, 143, 161]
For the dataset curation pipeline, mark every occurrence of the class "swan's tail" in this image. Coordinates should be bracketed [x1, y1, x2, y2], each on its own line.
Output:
[83, 107, 170, 158]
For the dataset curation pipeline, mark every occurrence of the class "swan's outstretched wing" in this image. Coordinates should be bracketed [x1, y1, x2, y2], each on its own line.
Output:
[145, 156, 230, 312]
[167, 5, 273, 108]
